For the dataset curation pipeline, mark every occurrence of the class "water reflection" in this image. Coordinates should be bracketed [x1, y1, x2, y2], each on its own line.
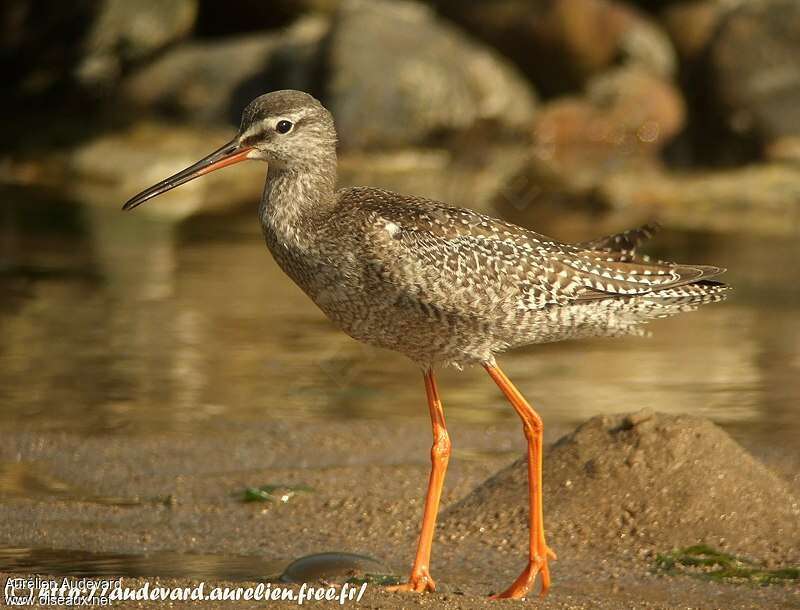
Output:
[0, 187, 798, 448]
[0, 462, 152, 507]
[0, 546, 284, 581]
[0, 547, 394, 584]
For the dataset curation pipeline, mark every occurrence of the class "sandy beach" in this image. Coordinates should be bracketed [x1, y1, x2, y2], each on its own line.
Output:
[1, 413, 797, 609]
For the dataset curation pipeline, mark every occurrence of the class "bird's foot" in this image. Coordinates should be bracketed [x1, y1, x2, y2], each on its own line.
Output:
[490, 546, 556, 600]
[386, 568, 436, 594]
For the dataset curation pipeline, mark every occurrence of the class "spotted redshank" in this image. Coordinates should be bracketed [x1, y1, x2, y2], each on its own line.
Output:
[123, 90, 727, 599]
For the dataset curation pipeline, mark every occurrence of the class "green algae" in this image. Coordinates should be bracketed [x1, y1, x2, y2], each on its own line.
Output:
[655, 544, 799, 585]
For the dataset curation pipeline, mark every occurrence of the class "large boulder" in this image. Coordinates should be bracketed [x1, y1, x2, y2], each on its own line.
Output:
[433, 0, 676, 96]
[65, 122, 265, 219]
[493, 155, 800, 238]
[707, 0, 800, 144]
[533, 66, 685, 170]
[325, 0, 537, 149]
[1, 1, 91, 100]
[122, 15, 328, 125]
[338, 145, 530, 214]
[443, 411, 800, 563]
[598, 162, 800, 236]
[492, 66, 685, 228]
[76, 0, 198, 89]
[2, 0, 196, 100]
[193, 0, 340, 37]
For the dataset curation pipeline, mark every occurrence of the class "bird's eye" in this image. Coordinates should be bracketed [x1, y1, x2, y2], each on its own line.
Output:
[276, 120, 293, 134]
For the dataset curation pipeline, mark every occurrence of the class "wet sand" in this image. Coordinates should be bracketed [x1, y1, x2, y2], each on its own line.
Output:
[0, 417, 798, 609]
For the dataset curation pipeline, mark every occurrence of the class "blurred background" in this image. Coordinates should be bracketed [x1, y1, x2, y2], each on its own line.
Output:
[1, 0, 799, 449]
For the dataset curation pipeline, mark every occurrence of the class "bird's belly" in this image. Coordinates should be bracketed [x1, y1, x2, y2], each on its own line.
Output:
[308, 283, 500, 366]
[263, 241, 462, 363]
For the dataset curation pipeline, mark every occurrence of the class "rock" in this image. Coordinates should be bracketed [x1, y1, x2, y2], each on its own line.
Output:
[434, 0, 676, 96]
[123, 15, 328, 125]
[766, 136, 800, 163]
[326, 0, 537, 149]
[599, 163, 800, 236]
[279, 552, 389, 584]
[194, 0, 340, 37]
[443, 412, 800, 564]
[533, 67, 685, 169]
[65, 122, 266, 219]
[1, 2, 89, 99]
[338, 145, 530, 214]
[76, 0, 198, 89]
[709, 0, 800, 142]
[491, 67, 685, 228]
[490, 154, 608, 231]
[1, 1, 190, 100]
[494, 151, 800, 238]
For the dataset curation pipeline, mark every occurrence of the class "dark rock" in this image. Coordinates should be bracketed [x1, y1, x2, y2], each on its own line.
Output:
[709, 0, 800, 142]
[77, 0, 198, 89]
[659, 1, 755, 165]
[661, 0, 725, 62]
[326, 0, 537, 149]
[122, 15, 328, 125]
[443, 411, 800, 564]
[434, 0, 676, 96]
[2, 0, 197, 106]
[194, 0, 340, 37]
[1, 1, 98, 100]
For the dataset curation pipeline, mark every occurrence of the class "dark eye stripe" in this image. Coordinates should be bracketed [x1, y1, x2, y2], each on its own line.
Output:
[240, 133, 262, 147]
[240, 116, 307, 145]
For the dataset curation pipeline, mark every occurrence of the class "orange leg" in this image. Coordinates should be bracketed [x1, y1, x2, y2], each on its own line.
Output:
[484, 362, 556, 599]
[387, 368, 451, 593]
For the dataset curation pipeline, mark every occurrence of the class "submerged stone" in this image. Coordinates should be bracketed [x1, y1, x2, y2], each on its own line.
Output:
[279, 552, 390, 584]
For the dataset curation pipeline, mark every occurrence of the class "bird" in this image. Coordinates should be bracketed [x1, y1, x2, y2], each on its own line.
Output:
[123, 90, 728, 599]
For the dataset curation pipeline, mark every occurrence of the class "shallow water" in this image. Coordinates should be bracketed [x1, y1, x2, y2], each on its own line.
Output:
[0, 546, 391, 583]
[1, 185, 799, 450]
[0, 546, 285, 581]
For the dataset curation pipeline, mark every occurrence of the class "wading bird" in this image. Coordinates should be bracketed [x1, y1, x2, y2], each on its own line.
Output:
[124, 90, 727, 599]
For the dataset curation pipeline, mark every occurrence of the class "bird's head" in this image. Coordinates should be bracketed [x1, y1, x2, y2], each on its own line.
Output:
[123, 90, 336, 211]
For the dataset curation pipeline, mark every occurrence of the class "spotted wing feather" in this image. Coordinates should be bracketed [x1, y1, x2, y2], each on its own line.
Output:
[342, 188, 725, 315]
[576, 222, 661, 261]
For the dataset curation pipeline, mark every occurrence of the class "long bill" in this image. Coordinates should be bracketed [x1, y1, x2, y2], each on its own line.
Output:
[122, 139, 253, 211]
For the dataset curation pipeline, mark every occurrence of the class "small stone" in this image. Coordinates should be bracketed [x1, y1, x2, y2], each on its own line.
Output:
[280, 552, 389, 584]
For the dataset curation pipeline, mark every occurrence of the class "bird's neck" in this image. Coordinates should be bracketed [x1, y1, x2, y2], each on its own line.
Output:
[259, 159, 337, 249]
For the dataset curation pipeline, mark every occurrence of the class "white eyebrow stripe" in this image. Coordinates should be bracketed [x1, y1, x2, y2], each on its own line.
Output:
[240, 110, 309, 140]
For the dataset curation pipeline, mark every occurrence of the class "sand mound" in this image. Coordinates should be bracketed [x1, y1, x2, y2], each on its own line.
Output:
[443, 410, 800, 564]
